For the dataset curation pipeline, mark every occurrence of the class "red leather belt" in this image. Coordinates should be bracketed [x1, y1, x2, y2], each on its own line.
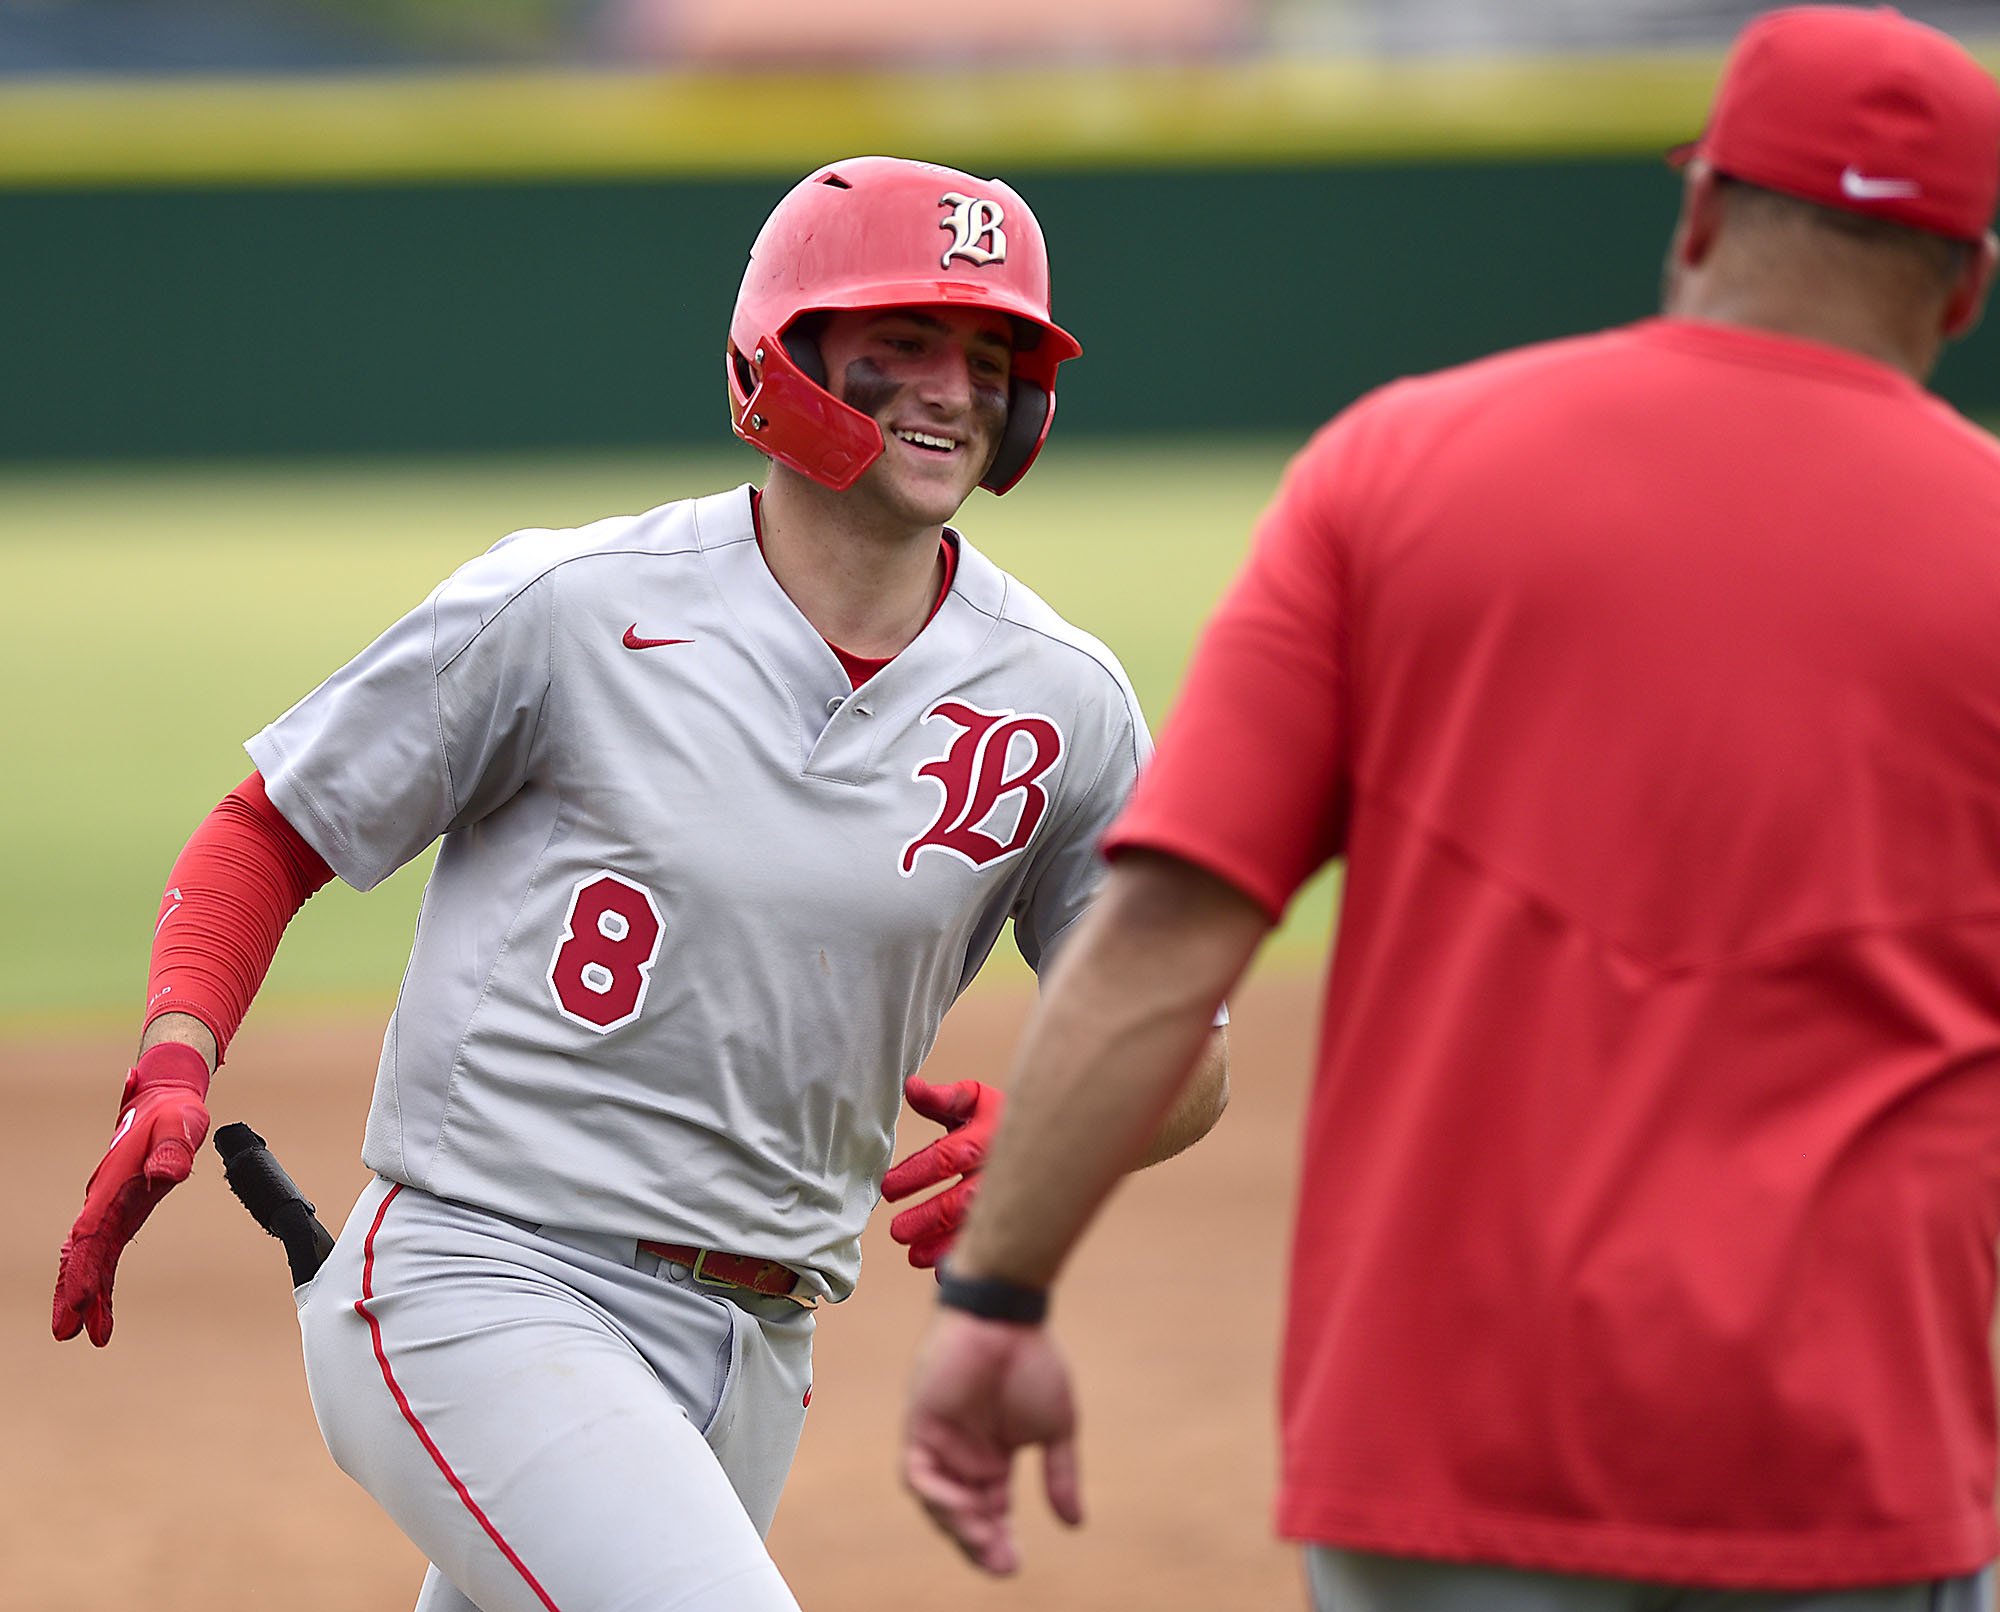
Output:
[640, 1240, 801, 1298]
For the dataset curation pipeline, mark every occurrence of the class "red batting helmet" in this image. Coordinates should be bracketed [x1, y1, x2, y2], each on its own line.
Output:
[727, 155, 1083, 495]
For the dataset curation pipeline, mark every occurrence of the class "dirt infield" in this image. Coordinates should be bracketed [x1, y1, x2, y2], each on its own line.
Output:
[8, 973, 1323, 1612]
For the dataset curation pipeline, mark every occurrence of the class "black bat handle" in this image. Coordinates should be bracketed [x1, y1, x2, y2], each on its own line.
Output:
[214, 1122, 337, 1286]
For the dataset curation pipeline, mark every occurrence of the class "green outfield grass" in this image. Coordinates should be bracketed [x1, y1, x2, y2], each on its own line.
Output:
[0, 437, 1342, 1031]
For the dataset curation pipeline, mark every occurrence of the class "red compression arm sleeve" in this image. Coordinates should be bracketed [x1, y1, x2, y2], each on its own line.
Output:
[143, 772, 335, 1062]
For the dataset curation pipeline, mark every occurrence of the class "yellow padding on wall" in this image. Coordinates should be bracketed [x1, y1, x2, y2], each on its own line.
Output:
[0, 54, 1756, 189]
[8, 45, 1999, 189]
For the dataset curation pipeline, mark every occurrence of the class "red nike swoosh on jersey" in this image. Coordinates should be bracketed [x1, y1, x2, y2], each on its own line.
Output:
[623, 625, 694, 650]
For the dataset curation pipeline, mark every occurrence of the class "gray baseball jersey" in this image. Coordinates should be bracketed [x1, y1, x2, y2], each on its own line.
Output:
[248, 485, 1148, 1301]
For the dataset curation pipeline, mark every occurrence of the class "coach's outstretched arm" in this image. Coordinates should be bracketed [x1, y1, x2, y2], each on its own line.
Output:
[900, 847, 1269, 1574]
[52, 772, 333, 1346]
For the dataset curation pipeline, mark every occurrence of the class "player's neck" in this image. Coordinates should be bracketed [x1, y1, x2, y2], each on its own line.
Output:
[756, 472, 950, 657]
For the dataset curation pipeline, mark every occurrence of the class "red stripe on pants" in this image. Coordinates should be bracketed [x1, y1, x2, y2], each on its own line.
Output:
[354, 1184, 563, 1612]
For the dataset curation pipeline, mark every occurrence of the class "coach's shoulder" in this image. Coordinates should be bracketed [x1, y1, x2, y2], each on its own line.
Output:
[1347, 326, 1634, 427]
[1283, 325, 1646, 500]
[1920, 390, 2000, 475]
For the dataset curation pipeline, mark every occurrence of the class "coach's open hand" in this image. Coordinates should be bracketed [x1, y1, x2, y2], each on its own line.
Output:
[52, 1041, 212, 1346]
[883, 1076, 1004, 1269]
[902, 1306, 1083, 1574]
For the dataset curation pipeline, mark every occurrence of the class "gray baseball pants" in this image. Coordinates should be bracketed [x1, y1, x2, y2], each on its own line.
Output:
[298, 1175, 812, 1612]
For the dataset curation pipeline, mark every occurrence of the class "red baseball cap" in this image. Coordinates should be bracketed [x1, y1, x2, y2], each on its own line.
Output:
[1672, 5, 2000, 242]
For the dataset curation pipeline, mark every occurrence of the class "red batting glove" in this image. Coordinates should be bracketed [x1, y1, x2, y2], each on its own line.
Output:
[52, 1041, 212, 1347]
[882, 1075, 1004, 1270]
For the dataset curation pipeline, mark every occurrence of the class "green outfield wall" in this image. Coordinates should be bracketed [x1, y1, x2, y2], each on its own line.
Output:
[5, 52, 1998, 460]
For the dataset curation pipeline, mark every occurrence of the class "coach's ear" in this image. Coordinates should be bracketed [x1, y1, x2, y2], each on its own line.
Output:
[1671, 162, 1726, 271]
[1943, 230, 1999, 341]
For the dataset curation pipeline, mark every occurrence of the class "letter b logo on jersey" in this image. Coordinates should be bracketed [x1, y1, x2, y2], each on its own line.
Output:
[901, 700, 1064, 875]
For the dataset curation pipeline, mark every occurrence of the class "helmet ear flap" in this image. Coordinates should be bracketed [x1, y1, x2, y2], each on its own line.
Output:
[729, 332, 884, 490]
[731, 323, 828, 409]
[981, 379, 1052, 495]
[783, 330, 827, 388]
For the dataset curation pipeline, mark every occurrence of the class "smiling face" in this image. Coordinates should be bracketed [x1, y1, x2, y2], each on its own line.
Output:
[812, 305, 1013, 531]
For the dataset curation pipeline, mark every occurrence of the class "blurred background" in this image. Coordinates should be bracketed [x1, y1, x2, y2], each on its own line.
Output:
[7, 6, 2000, 1611]
[3, 0, 1998, 67]
[7, 0, 2000, 1017]
[4, 0, 1999, 475]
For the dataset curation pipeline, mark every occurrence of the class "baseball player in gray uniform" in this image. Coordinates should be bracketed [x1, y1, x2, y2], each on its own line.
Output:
[52, 155, 1231, 1611]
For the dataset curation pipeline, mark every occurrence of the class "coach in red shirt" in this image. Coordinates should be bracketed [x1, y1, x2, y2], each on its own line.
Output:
[901, 7, 2000, 1608]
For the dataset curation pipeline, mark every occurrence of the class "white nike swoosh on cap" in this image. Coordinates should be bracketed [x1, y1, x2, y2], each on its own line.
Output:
[1840, 165, 1922, 201]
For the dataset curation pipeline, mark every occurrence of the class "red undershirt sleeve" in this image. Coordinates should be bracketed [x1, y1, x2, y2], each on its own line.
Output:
[143, 771, 336, 1063]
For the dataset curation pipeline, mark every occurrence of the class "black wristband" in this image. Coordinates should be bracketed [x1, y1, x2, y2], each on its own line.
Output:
[936, 1265, 1050, 1325]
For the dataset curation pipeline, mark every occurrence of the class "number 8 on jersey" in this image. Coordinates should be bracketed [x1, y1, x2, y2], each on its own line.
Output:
[548, 870, 665, 1033]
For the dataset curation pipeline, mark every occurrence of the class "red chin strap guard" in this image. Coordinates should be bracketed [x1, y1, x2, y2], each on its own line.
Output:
[732, 335, 884, 492]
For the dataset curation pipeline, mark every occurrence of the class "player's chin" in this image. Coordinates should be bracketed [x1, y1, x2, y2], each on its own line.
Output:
[887, 477, 977, 528]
